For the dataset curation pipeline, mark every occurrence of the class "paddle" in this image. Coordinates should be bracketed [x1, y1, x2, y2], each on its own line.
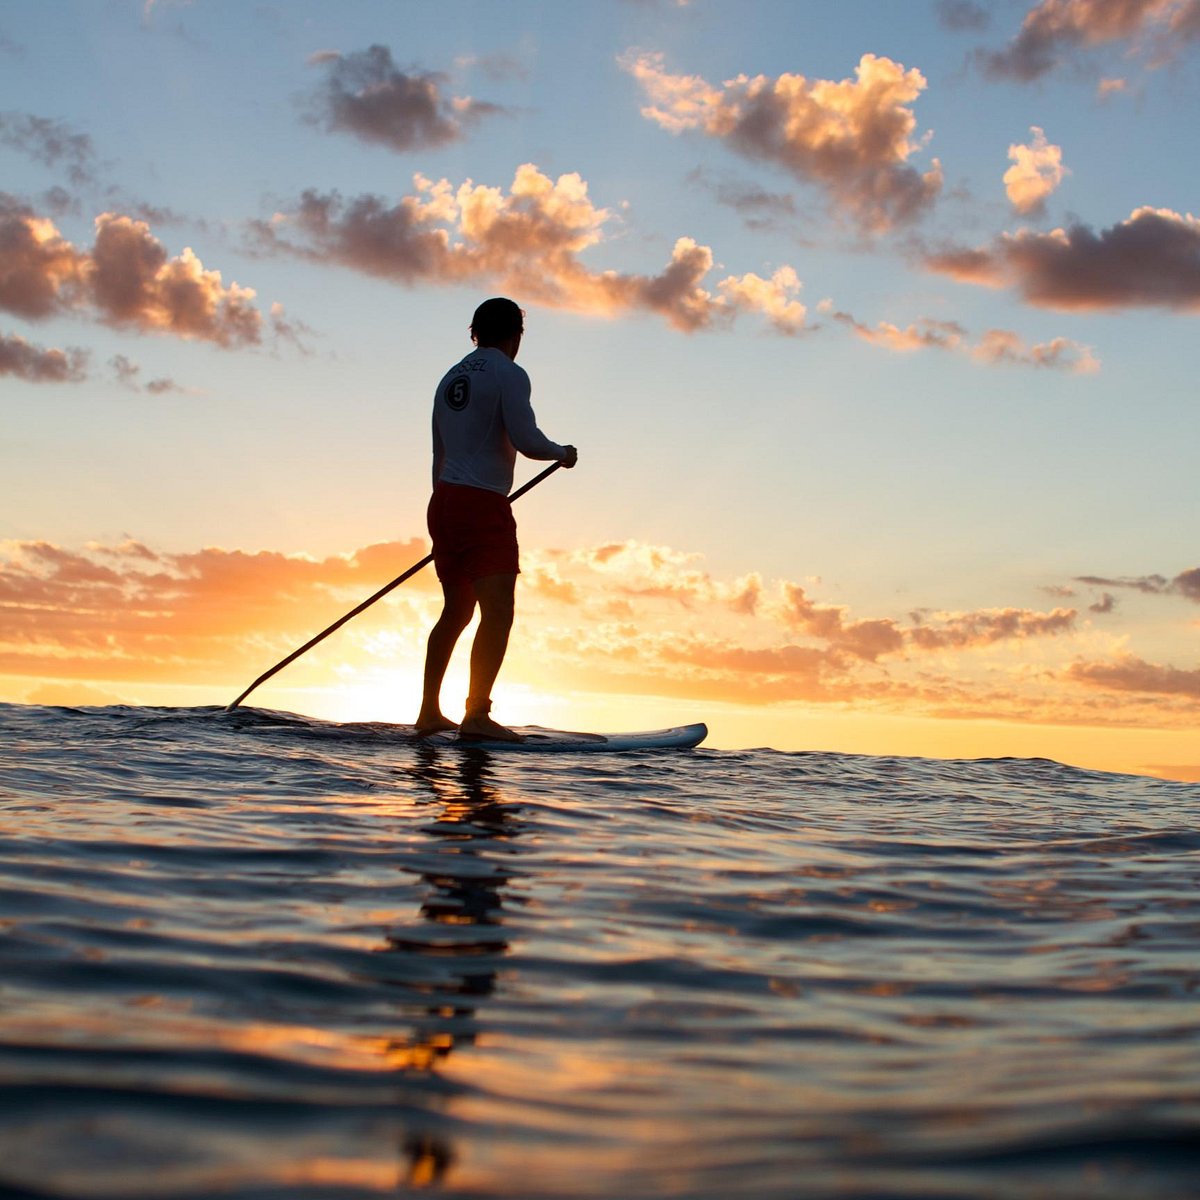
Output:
[225, 461, 564, 711]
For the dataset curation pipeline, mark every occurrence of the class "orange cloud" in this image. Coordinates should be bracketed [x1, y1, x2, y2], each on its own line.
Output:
[7, 535, 1198, 733]
[0, 198, 264, 345]
[830, 308, 1097, 372]
[1004, 126, 1067, 215]
[621, 50, 942, 233]
[925, 207, 1200, 312]
[0, 537, 433, 683]
[254, 164, 808, 334]
[0, 329, 87, 383]
[779, 583, 905, 661]
[307, 45, 506, 152]
[981, 0, 1200, 80]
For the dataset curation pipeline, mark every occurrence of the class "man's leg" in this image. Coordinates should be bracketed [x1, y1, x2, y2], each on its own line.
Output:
[460, 573, 520, 741]
[416, 580, 476, 734]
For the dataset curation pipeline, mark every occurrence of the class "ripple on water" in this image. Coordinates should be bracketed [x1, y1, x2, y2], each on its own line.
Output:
[0, 702, 1197, 1199]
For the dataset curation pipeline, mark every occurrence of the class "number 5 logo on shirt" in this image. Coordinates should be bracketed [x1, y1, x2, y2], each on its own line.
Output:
[446, 376, 471, 411]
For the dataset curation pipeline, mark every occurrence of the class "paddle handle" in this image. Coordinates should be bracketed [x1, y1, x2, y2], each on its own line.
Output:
[225, 461, 563, 711]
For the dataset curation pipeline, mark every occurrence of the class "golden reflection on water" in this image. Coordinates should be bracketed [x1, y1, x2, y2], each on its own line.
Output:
[385, 743, 520, 1189]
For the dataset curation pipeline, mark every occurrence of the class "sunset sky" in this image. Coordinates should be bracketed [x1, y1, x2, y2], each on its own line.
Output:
[3, 0, 1198, 779]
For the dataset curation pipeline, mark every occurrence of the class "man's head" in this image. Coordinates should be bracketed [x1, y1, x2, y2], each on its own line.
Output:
[470, 297, 524, 352]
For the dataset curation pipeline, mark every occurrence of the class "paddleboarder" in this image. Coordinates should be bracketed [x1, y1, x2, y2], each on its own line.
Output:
[416, 298, 577, 741]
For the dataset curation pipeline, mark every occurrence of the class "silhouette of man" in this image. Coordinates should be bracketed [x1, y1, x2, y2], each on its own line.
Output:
[416, 298, 577, 741]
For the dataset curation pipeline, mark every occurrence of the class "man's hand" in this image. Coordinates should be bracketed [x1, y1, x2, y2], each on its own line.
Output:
[560, 445, 578, 468]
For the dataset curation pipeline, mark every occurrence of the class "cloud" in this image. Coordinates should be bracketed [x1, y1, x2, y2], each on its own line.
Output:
[531, 577, 1088, 713]
[0, 536, 435, 683]
[686, 168, 798, 233]
[971, 328, 1098, 371]
[308, 45, 506, 152]
[0, 112, 95, 185]
[253, 164, 809, 334]
[981, 0, 1200, 81]
[1075, 568, 1200, 601]
[108, 353, 185, 395]
[936, 1, 992, 31]
[7, 534, 1196, 729]
[268, 301, 318, 354]
[1097, 76, 1129, 98]
[1004, 126, 1067, 215]
[0, 329, 88, 383]
[621, 50, 942, 234]
[717, 266, 807, 333]
[555, 545, 1079, 665]
[907, 606, 1077, 649]
[925, 207, 1200, 312]
[779, 583, 905, 661]
[1067, 654, 1200, 698]
[0, 198, 265, 345]
[831, 308, 1098, 371]
[833, 310, 966, 353]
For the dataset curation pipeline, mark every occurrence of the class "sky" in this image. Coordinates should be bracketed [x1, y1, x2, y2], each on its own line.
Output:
[2, 0, 1198, 780]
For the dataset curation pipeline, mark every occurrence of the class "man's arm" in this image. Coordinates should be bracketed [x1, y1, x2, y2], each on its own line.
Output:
[500, 368, 573, 462]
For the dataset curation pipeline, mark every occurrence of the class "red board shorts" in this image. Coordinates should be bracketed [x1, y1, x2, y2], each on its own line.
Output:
[427, 481, 520, 588]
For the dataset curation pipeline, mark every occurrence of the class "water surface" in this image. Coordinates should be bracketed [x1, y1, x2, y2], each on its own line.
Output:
[1, 703, 1197, 1198]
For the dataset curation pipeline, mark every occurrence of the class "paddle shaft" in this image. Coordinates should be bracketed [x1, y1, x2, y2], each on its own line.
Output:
[225, 461, 563, 711]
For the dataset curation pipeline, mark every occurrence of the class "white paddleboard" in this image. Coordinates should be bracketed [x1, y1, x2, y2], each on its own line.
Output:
[416, 722, 707, 752]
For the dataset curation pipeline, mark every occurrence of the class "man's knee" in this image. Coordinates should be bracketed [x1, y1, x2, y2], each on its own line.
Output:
[474, 574, 516, 625]
[438, 584, 476, 631]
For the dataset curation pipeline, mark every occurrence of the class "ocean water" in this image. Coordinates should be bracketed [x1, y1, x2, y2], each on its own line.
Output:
[1, 703, 1198, 1200]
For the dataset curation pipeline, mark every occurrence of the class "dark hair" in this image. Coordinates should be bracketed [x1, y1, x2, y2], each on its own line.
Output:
[470, 297, 524, 346]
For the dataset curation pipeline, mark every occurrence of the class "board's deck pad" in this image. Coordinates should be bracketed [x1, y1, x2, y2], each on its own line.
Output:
[418, 722, 707, 752]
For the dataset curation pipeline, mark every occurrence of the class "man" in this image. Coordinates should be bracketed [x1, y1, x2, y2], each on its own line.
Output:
[416, 297, 577, 741]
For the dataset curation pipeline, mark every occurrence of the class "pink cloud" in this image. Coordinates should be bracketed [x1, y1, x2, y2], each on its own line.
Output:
[0, 329, 88, 383]
[981, 0, 1200, 81]
[1004, 126, 1067, 215]
[1067, 654, 1200, 698]
[254, 164, 808, 334]
[925, 207, 1200, 312]
[0, 199, 265, 345]
[831, 307, 1097, 372]
[621, 50, 942, 233]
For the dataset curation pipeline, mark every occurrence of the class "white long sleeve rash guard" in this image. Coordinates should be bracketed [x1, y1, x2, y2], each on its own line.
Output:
[431, 347, 568, 495]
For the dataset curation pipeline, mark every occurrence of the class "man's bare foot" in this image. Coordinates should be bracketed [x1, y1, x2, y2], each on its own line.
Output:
[458, 711, 524, 742]
[415, 709, 458, 737]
